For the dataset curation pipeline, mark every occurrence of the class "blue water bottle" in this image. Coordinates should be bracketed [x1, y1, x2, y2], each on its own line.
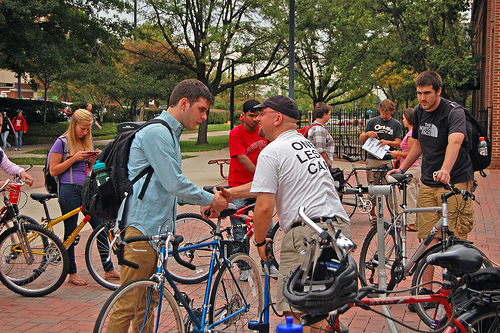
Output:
[93, 160, 109, 186]
[276, 317, 303, 333]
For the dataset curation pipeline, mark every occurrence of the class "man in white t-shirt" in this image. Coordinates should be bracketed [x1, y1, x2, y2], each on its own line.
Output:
[213, 95, 351, 329]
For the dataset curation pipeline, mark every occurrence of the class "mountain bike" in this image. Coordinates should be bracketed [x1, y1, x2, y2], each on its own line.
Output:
[0, 178, 70, 297]
[357, 173, 493, 326]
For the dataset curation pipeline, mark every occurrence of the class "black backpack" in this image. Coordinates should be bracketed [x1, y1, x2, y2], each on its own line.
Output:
[44, 136, 69, 194]
[417, 100, 491, 177]
[82, 119, 172, 222]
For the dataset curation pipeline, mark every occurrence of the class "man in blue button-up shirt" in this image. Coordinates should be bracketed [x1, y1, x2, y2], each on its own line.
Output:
[109, 79, 228, 331]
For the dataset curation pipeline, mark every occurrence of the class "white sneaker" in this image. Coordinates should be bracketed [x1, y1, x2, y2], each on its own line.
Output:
[262, 265, 279, 278]
[239, 269, 251, 281]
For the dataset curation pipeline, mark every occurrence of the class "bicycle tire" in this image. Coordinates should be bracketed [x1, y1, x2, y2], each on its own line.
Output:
[338, 182, 357, 218]
[209, 253, 264, 332]
[358, 221, 400, 288]
[452, 305, 500, 332]
[411, 241, 493, 327]
[170, 213, 217, 284]
[93, 278, 184, 333]
[85, 221, 121, 290]
[0, 223, 69, 297]
[269, 222, 284, 269]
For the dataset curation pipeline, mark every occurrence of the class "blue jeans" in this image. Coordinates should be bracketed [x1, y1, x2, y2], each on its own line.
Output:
[14, 131, 22, 149]
[1, 131, 10, 150]
[59, 183, 114, 274]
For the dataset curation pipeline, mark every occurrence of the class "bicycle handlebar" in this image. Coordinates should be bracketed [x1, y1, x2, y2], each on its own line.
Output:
[117, 233, 196, 271]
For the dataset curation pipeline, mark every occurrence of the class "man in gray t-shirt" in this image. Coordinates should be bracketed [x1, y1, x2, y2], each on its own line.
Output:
[359, 99, 402, 221]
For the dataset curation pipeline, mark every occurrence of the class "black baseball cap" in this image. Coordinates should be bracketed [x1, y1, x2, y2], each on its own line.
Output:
[242, 99, 260, 113]
[254, 95, 300, 120]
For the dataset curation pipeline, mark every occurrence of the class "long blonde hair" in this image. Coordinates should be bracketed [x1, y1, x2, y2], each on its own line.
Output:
[65, 109, 93, 156]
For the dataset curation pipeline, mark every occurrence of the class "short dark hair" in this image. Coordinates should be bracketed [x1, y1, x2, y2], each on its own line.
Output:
[377, 99, 395, 113]
[169, 79, 215, 107]
[415, 71, 442, 92]
[403, 108, 414, 126]
[242, 99, 260, 114]
[314, 102, 332, 119]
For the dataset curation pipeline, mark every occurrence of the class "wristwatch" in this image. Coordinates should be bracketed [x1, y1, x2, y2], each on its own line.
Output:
[253, 239, 266, 247]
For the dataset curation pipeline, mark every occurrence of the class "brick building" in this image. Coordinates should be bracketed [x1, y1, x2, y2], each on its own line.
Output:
[472, 0, 500, 168]
[0, 70, 38, 99]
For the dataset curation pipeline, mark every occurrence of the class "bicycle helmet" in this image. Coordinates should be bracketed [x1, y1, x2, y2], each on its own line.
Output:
[283, 245, 358, 314]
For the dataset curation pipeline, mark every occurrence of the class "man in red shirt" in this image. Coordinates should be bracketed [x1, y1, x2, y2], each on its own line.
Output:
[228, 100, 276, 278]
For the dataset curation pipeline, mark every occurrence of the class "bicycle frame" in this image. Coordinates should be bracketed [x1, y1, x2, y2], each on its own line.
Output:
[36, 200, 91, 250]
[161, 220, 260, 332]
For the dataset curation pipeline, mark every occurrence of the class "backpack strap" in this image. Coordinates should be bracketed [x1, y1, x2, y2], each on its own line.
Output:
[58, 135, 74, 184]
[118, 119, 173, 230]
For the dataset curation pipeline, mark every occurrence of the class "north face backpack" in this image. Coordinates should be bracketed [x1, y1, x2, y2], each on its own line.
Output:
[82, 119, 172, 222]
[43, 136, 69, 194]
[416, 100, 491, 177]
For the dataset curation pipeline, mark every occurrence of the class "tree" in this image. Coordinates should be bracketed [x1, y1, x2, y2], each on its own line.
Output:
[294, 0, 390, 106]
[368, 0, 480, 105]
[0, 0, 130, 123]
[129, 0, 288, 144]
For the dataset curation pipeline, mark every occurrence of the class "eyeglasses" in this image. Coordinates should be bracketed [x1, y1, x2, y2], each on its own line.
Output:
[258, 110, 279, 117]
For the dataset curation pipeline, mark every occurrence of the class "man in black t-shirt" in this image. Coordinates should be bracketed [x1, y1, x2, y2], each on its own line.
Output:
[360, 99, 402, 221]
[389, 70, 474, 241]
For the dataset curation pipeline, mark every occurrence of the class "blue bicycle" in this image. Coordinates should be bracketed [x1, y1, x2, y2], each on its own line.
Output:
[93, 205, 265, 332]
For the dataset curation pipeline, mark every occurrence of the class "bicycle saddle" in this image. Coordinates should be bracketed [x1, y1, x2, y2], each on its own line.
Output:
[387, 173, 413, 184]
[343, 154, 361, 163]
[30, 193, 58, 203]
[426, 244, 483, 274]
[202, 185, 231, 193]
[218, 203, 238, 219]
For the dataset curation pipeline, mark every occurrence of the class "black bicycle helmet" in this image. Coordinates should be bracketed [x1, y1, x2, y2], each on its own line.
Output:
[283, 245, 358, 314]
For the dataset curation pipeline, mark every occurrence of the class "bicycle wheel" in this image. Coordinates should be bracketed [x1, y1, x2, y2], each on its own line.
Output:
[209, 253, 264, 332]
[411, 241, 492, 327]
[358, 221, 400, 288]
[453, 306, 500, 333]
[339, 182, 357, 218]
[94, 278, 184, 333]
[269, 222, 284, 269]
[85, 221, 121, 290]
[0, 223, 69, 297]
[169, 213, 216, 284]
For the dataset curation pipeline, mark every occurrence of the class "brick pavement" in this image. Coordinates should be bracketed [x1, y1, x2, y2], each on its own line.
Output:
[0, 151, 498, 332]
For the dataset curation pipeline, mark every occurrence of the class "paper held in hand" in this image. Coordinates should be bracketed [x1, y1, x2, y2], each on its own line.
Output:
[362, 137, 390, 159]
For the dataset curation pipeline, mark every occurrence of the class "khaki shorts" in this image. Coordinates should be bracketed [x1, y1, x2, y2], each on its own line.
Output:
[416, 181, 474, 240]
[276, 218, 351, 312]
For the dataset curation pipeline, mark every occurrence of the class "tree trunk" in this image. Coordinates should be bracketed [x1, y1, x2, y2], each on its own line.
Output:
[196, 110, 210, 145]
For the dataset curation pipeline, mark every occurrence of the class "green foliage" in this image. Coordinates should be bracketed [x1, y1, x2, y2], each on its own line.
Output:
[0, 98, 65, 123]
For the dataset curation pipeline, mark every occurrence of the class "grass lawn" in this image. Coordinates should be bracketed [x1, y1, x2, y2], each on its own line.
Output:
[10, 126, 229, 165]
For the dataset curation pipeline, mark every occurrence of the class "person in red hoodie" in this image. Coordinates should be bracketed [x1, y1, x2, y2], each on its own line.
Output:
[12, 110, 27, 151]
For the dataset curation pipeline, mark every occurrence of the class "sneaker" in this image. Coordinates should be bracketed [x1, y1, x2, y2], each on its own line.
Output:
[262, 265, 279, 279]
[408, 288, 434, 312]
[239, 269, 251, 281]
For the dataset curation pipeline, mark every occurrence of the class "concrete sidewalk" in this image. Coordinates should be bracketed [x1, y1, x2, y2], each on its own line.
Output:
[0, 136, 498, 332]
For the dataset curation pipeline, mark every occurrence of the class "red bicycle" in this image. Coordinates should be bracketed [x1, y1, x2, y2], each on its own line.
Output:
[169, 189, 284, 284]
[289, 206, 499, 333]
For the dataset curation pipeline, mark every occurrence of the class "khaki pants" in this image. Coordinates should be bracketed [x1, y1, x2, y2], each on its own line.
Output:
[106, 227, 159, 333]
[397, 165, 420, 226]
[416, 181, 474, 240]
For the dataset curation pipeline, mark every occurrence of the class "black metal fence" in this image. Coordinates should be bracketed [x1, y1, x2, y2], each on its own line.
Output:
[299, 107, 400, 160]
